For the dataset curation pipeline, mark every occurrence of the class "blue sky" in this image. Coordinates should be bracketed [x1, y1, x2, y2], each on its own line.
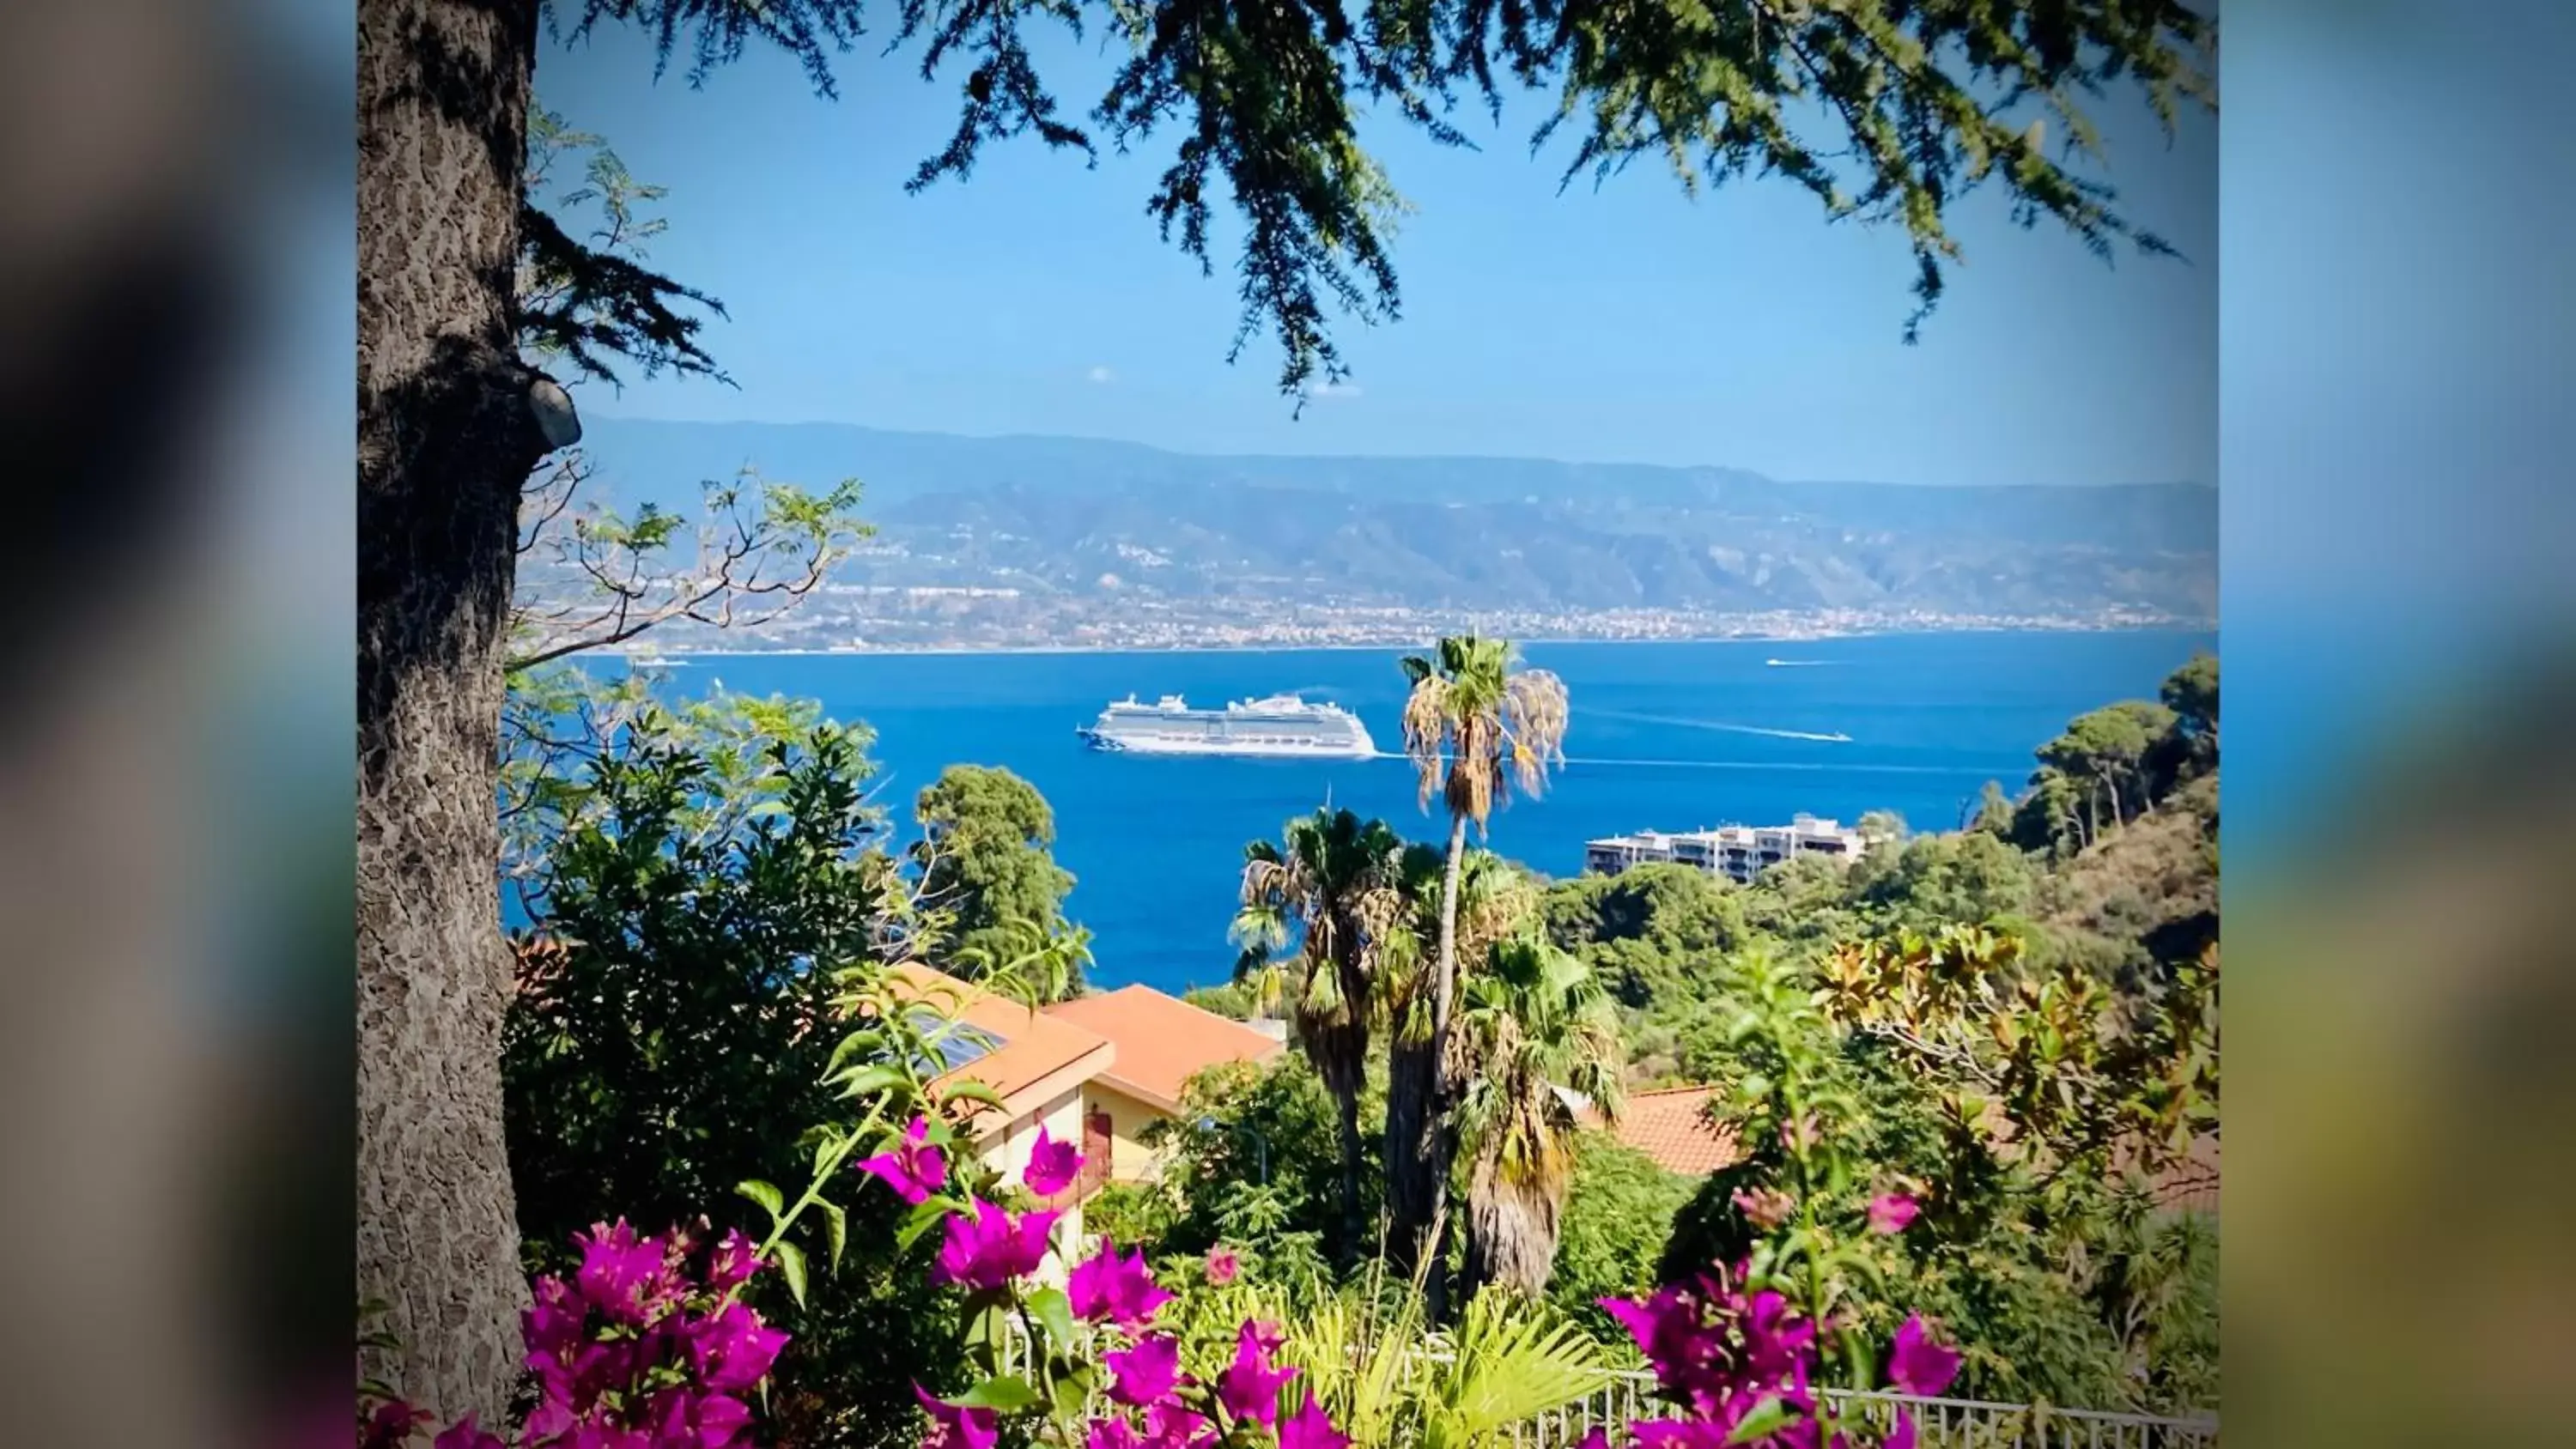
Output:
[535, 24, 2215, 485]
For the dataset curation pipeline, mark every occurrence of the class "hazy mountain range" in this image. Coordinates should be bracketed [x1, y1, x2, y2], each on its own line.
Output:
[564, 417, 2217, 621]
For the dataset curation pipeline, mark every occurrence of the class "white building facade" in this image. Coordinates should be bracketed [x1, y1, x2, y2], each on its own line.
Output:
[1584, 814, 1868, 884]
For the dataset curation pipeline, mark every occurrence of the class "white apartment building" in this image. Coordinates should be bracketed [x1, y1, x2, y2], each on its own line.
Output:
[1584, 814, 1868, 884]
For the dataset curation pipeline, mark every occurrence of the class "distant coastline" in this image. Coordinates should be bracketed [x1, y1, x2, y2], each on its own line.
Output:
[599, 618, 2215, 663]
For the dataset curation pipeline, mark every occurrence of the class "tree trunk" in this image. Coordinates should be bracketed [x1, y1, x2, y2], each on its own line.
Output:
[2105, 773, 2124, 829]
[1387, 813, 1468, 1288]
[1433, 811, 1466, 1054]
[1462, 1162, 1562, 1300]
[1334, 1087, 1364, 1268]
[1384, 1035, 1436, 1275]
[358, 0, 553, 1424]
[1415, 810, 1471, 1319]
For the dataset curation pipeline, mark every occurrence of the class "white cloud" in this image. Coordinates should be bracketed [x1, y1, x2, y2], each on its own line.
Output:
[1086, 365, 1116, 385]
[1301, 379, 1364, 401]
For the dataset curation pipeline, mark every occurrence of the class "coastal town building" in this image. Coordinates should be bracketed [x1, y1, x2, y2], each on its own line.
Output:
[1583, 814, 1868, 884]
[1042, 985, 1286, 1183]
[880, 965, 1287, 1265]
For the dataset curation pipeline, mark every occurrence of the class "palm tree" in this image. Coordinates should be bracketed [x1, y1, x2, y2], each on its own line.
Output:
[1389, 636, 1569, 1288]
[1380, 841, 1547, 1317]
[1452, 934, 1626, 1299]
[1232, 807, 1412, 1262]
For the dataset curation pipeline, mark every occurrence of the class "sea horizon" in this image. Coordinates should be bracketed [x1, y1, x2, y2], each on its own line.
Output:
[613, 629, 2215, 996]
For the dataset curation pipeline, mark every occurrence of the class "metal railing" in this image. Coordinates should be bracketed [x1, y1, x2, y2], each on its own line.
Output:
[1000, 1324, 2218, 1447]
[1522, 1367, 2216, 1449]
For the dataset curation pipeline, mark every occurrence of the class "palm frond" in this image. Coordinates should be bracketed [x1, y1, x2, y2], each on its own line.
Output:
[1419, 1292, 1613, 1449]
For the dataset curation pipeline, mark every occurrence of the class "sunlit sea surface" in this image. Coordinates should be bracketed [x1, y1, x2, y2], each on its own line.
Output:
[626, 630, 2215, 994]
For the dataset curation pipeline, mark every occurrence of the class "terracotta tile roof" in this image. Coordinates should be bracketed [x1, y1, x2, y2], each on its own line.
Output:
[1042, 985, 1285, 1113]
[2150, 1133, 2221, 1213]
[1611, 1086, 1744, 1177]
[884, 964, 1115, 1138]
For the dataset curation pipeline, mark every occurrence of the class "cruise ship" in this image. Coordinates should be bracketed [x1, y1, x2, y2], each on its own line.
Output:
[1078, 693, 1378, 759]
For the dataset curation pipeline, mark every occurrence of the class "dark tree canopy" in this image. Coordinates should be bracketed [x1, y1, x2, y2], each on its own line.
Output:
[553, 0, 2215, 396]
[2162, 650, 2219, 743]
[911, 763, 1078, 983]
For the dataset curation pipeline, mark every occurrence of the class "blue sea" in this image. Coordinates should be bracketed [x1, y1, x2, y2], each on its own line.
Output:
[631, 630, 2213, 995]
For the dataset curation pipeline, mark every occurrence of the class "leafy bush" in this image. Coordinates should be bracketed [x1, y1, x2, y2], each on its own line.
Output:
[501, 694, 967, 1445]
[1143, 1057, 1381, 1276]
[1547, 1136, 1696, 1333]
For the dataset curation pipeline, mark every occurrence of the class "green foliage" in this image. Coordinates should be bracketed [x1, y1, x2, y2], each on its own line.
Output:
[1453, 935, 1626, 1296]
[501, 697, 969, 1445]
[1140, 1055, 1377, 1275]
[913, 764, 1082, 997]
[1235, 806, 1419, 1258]
[1546, 1135, 1695, 1332]
[1648, 922, 2222, 1413]
[1847, 829, 2040, 938]
[1182, 979, 1266, 1021]
[1084, 1181, 1181, 1253]
[1242, 1274, 1614, 1449]
[1544, 862, 1743, 1014]
[519, 106, 724, 385]
[2161, 652, 2219, 748]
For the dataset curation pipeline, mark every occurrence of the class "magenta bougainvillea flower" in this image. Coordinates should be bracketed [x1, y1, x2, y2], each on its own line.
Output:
[1144, 1402, 1213, 1449]
[934, 1200, 1061, 1290]
[1070, 1240, 1176, 1329]
[650, 1385, 755, 1446]
[706, 1228, 762, 1291]
[1886, 1315, 1961, 1397]
[571, 1219, 672, 1326]
[1278, 1391, 1351, 1449]
[361, 1399, 433, 1449]
[1023, 1123, 1084, 1197]
[1203, 1247, 1240, 1286]
[1865, 1193, 1920, 1236]
[1090, 1401, 1215, 1449]
[856, 1116, 951, 1205]
[1731, 1186, 1796, 1232]
[1106, 1332, 1185, 1405]
[1598, 1265, 1850, 1446]
[1600, 1285, 1727, 1412]
[410, 1222, 796, 1449]
[688, 1299, 792, 1392]
[427, 1414, 503, 1449]
[916, 1382, 1001, 1449]
[1214, 1320, 1298, 1425]
[1629, 1418, 1726, 1449]
[1740, 1290, 1818, 1384]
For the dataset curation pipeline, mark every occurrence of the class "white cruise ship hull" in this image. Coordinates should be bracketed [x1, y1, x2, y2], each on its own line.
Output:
[1079, 728, 1378, 761]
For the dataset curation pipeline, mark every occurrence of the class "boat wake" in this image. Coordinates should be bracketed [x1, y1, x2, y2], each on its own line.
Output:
[1589, 709, 1853, 743]
[1558, 755, 1957, 774]
[1764, 658, 1832, 667]
[1368, 750, 1953, 776]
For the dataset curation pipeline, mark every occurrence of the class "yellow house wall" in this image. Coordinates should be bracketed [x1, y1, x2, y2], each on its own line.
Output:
[1083, 1082, 1178, 1184]
[970, 1087, 1087, 1280]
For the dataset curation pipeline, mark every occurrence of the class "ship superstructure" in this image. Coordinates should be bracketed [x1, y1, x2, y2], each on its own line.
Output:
[1078, 693, 1377, 759]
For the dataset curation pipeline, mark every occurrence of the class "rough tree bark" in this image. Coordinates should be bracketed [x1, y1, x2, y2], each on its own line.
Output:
[357, 0, 557, 1424]
[1329, 1089, 1364, 1265]
[1384, 809, 1472, 1317]
[1462, 1167, 1560, 1300]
